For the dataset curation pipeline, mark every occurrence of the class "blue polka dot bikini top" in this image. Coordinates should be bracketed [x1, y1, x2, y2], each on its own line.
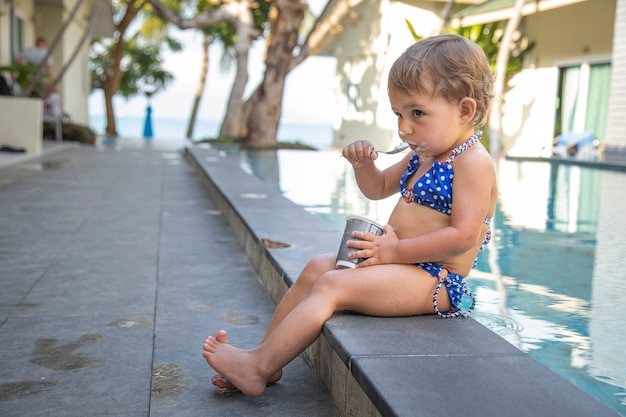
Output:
[400, 131, 491, 246]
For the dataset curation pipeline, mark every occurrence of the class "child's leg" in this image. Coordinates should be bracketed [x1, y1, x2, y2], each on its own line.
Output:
[262, 253, 337, 340]
[210, 253, 336, 389]
[203, 263, 447, 396]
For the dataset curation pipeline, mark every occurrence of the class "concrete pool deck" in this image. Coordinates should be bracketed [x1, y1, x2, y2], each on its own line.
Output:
[0, 142, 339, 417]
[0, 140, 621, 416]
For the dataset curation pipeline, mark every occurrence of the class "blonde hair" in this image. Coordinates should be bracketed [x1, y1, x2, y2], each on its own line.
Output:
[388, 34, 494, 127]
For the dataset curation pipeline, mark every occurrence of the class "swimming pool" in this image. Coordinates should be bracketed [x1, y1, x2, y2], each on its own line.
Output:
[231, 148, 626, 416]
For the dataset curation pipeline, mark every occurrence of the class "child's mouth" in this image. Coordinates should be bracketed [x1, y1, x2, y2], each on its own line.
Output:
[409, 143, 428, 152]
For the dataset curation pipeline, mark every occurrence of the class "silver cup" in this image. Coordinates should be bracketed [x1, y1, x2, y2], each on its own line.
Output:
[336, 215, 384, 269]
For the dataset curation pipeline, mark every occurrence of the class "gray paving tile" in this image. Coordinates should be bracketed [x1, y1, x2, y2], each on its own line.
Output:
[151, 305, 337, 417]
[0, 263, 46, 305]
[0, 144, 339, 417]
[0, 315, 154, 417]
[15, 264, 157, 318]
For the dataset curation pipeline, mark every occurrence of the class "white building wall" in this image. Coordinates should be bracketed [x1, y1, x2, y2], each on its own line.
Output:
[0, 0, 10, 64]
[378, 1, 441, 136]
[60, 0, 93, 124]
[503, 67, 559, 157]
[606, 0, 626, 150]
[504, 0, 615, 157]
[527, 0, 614, 67]
[330, 0, 389, 149]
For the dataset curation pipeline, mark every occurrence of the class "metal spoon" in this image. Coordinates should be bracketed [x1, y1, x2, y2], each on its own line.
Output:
[340, 142, 409, 158]
[375, 142, 409, 155]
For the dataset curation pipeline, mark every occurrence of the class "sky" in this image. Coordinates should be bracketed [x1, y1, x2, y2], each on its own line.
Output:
[88, 19, 338, 126]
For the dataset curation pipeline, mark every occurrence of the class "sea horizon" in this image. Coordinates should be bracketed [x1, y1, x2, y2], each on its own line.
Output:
[88, 114, 334, 151]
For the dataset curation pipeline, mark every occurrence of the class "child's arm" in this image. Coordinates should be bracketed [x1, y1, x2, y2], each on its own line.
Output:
[342, 140, 410, 200]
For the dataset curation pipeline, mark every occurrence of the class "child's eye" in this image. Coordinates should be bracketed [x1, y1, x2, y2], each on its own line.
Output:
[412, 109, 424, 117]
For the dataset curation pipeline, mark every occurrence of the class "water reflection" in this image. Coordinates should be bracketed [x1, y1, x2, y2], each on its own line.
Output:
[234, 150, 626, 415]
[590, 170, 626, 407]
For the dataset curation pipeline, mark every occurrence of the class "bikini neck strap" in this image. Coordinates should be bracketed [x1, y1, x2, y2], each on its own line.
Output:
[444, 131, 482, 164]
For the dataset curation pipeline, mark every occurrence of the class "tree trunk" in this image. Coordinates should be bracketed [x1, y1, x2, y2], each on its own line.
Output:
[488, 0, 525, 160]
[186, 33, 210, 139]
[244, 0, 306, 146]
[103, 84, 117, 137]
[217, 47, 249, 138]
[103, 0, 145, 137]
[218, 0, 256, 139]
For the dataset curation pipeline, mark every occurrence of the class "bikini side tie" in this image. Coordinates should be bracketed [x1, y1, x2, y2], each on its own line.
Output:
[432, 266, 476, 318]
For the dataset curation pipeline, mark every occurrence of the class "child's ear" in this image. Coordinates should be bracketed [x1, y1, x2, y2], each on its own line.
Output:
[458, 97, 477, 123]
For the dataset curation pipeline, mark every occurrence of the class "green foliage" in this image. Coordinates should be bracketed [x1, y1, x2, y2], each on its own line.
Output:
[90, 31, 179, 99]
[405, 21, 535, 81]
[0, 62, 37, 89]
[194, 0, 272, 70]
[0, 62, 46, 96]
[89, 0, 184, 101]
[118, 38, 177, 97]
[43, 121, 97, 144]
[251, 0, 272, 34]
[451, 22, 535, 78]
[405, 19, 422, 42]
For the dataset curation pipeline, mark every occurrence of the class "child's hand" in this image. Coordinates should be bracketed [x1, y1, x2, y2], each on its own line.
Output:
[341, 140, 378, 168]
[348, 225, 399, 267]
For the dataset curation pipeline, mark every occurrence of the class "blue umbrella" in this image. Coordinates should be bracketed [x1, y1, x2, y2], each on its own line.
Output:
[143, 104, 153, 138]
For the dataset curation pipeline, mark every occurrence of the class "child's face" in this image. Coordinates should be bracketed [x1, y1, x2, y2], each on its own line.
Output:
[389, 86, 468, 159]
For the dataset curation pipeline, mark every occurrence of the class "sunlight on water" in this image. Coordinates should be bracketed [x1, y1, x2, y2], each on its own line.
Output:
[235, 150, 626, 416]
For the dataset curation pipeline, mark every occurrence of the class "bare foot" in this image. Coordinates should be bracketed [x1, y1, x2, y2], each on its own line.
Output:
[209, 330, 282, 391]
[202, 331, 268, 397]
[212, 370, 283, 390]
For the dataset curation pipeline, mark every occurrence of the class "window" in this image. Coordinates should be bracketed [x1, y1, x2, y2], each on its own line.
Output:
[12, 15, 25, 58]
[555, 62, 612, 141]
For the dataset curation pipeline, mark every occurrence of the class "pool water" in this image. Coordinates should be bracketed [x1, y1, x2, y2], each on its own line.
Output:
[231, 149, 626, 416]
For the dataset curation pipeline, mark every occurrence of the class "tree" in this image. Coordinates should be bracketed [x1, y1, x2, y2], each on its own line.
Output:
[151, 0, 249, 139]
[243, 0, 367, 146]
[186, 33, 211, 139]
[241, 0, 306, 146]
[185, 18, 241, 139]
[90, 0, 182, 137]
[147, 0, 366, 146]
[146, 0, 264, 139]
[91, 0, 144, 137]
